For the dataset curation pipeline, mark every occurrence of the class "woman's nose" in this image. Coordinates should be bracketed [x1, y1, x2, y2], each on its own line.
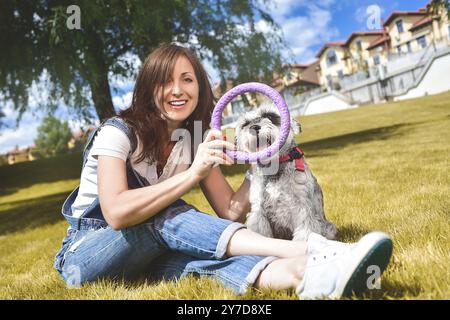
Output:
[171, 82, 182, 96]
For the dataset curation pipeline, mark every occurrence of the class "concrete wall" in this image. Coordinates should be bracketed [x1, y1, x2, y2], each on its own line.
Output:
[302, 92, 356, 116]
[341, 45, 450, 104]
[395, 52, 450, 100]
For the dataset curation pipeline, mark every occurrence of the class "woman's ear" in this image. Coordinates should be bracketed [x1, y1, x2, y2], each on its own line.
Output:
[291, 118, 302, 135]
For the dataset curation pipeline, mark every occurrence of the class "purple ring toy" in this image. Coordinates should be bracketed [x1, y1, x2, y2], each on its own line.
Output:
[211, 82, 290, 162]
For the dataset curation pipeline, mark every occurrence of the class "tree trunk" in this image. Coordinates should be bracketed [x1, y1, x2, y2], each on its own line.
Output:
[86, 30, 117, 122]
[90, 68, 117, 122]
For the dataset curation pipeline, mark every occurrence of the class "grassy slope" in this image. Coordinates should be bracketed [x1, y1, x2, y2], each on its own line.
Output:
[1, 91, 449, 299]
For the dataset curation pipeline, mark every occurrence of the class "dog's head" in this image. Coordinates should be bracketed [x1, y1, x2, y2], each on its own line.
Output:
[235, 103, 301, 156]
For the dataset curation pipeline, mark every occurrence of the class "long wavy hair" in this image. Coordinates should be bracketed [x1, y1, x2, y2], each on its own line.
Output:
[119, 43, 215, 165]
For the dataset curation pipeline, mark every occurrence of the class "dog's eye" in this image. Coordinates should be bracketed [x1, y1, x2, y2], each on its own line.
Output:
[242, 121, 250, 127]
[262, 112, 280, 125]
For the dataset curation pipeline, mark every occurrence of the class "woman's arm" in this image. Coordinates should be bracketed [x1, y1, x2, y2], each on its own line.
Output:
[199, 166, 251, 223]
[98, 155, 199, 230]
[98, 129, 235, 230]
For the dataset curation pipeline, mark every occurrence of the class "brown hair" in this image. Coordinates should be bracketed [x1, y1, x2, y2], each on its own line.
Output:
[119, 43, 215, 165]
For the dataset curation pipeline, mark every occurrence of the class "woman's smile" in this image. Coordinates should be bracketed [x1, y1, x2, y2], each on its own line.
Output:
[167, 99, 189, 110]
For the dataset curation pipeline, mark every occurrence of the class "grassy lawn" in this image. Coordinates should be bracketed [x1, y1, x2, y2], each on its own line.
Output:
[1, 91, 449, 299]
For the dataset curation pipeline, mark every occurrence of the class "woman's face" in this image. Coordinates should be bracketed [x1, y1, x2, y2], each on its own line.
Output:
[155, 55, 199, 131]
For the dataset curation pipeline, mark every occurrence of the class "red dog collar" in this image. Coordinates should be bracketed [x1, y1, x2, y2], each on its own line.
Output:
[279, 146, 305, 171]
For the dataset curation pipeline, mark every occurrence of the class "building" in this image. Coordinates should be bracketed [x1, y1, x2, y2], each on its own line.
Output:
[384, 10, 431, 55]
[366, 34, 391, 68]
[272, 62, 321, 102]
[67, 127, 95, 151]
[6, 145, 37, 165]
[317, 1, 450, 89]
[315, 41, 349, 89]
[212, 79, 250, 119]
[344, 31, 386, 71]
[383, 5, 449, 54]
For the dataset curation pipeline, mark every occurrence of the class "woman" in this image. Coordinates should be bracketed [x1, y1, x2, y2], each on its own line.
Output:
[54, 43, 393, 299]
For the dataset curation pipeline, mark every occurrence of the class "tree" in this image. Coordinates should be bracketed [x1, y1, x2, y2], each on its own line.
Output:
[34, 114, 72, 157]
[0, 0, 289, 124]
[427, 0, 450, 19]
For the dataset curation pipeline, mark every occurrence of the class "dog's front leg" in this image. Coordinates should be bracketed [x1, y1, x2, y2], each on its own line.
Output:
[246, 211, 274, 238]
[292, 207, 315, 242]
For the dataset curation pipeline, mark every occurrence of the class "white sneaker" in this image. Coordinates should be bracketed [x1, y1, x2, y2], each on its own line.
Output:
[297, 231, 393, 300]
[306, 232, 354, 255]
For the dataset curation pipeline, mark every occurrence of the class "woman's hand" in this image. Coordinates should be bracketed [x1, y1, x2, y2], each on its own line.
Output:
[189, 129, 236, 181]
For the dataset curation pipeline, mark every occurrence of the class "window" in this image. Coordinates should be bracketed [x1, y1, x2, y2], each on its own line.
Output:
[286, 72, 292, 81]
[406, 41, 412, 53]
[356, 40, 362, 51]
[396, 20, 404, 33]
[326, 50, 338, 66]
[373, 55, 380, 65]
[337, 70, 344, 79]
[417, 36, 427, 49]
[397, 45, 402, 54]
[326, 75, 333, 88]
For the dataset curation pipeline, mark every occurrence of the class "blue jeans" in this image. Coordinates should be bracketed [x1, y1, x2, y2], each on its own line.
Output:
[54, 199, 277, 294]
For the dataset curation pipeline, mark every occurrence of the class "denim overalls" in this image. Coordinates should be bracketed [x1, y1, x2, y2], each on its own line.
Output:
[53, 117, 277, 294]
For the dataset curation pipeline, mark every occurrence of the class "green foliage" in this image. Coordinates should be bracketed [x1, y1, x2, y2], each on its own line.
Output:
[427, 0, 450, 19]
[34, 114, 72, 158]
[0, 0, 289, 123]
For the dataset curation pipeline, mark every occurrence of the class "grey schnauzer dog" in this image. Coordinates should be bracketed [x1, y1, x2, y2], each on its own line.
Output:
[235, 103, 337, 241]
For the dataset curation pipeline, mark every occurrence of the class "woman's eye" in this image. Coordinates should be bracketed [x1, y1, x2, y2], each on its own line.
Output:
[184, 78, 193, 83]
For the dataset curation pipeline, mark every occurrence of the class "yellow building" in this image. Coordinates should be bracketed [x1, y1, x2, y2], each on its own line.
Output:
[382, 4, 449, 55]
[384, 10, 431, 55]
[316, 41, 349, 89]
[317, 2, 450, 87]
[366, 34, 390, 68]
[6, 146, 36, 165]
[344, 31, 386, 72]
[316, 32, 384, 88]
[272, 62, 320, 93]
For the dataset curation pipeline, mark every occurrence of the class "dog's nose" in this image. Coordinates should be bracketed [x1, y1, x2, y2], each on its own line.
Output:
[249, 125, 261, 135]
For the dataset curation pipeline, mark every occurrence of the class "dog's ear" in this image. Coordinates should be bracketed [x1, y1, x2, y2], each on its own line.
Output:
[291, 118, 302, 135]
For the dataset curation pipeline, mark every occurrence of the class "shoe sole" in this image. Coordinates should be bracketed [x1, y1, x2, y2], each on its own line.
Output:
[334, 232, 393, 298]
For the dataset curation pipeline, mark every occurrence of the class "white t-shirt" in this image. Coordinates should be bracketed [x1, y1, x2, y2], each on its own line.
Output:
[71, 125, 192, 218]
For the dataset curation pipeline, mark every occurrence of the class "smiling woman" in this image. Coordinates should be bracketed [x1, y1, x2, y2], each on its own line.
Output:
[119, 44, 212, 167]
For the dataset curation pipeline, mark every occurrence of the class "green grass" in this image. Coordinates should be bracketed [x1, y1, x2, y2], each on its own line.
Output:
[1, 91, 449, 299]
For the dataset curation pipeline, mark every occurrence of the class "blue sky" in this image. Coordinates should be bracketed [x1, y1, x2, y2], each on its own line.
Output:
[0, 0, 430, 154]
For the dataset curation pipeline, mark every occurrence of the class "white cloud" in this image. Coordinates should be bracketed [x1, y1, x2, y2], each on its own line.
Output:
[264, 0, 309, 20]
[267, 2, 339, 63]
[0, 109, 40, 154]
[112, 91, 133, 111]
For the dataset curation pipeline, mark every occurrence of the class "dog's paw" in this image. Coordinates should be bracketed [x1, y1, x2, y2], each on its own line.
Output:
[323, 222, 338, 240]
[292, 228, 310, 242]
